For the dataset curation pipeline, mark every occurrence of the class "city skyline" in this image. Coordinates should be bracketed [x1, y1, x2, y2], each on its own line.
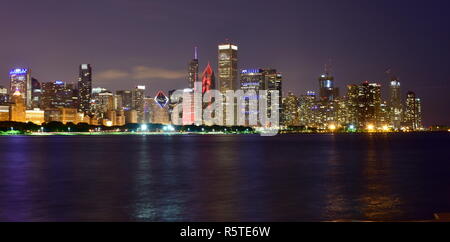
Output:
[0, 0, 449, 126]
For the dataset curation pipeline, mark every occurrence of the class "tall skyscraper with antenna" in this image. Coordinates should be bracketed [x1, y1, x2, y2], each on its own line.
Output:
[188, 47, 199, 89]
[386, 69, 402, 130]
[318, 63, 339, 101]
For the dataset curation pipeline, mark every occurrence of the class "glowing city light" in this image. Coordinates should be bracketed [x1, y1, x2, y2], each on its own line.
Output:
[141, 124, 148, 131]
[367, 124, 375, 131]
[328, 124, 337, 131]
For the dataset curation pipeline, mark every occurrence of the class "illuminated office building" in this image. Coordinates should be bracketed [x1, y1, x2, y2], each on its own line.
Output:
[298, 91, 317, 127]
[116, 90, 133, 110]
[282, 92, 300, 126]
[31, 78, 42, 109]
[240, 69, 264, 126]
[9, 68, 32, 109]
[133, 86, 146, 123]
[0, 86, 8, 105]
[346, 82, 382, 129]
[25, 109, 45, 125]
[240, 69, 264, 92]
[188, 47, 199, 89]
[389, 79, 403, 129]
[41, 81, 76, 109]
[404, 91, 423, 130]
[9, 90, 26, 122]
[78, 64, 92, 114]
[218, 42, 238, 92]
[318, 73, 339, 101]
[264, 69, 283, 122]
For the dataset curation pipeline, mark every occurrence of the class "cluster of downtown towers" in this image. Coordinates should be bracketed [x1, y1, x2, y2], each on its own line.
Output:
[0, 41, 423, 131]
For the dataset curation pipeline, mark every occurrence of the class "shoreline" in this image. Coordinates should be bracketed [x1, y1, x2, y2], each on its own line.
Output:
[0, 131, 446, 136]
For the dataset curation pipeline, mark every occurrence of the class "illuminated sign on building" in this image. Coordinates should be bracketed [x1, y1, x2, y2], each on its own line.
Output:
[154, 91, 169, 108]
[9, 68, 28, 75]
[241, 69, 262, 74]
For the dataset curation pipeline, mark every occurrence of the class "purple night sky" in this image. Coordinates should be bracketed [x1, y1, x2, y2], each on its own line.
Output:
[0, 0, 449, 125]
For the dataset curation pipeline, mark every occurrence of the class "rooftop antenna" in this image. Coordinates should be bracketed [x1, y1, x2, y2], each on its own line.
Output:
[325, 58, 333, 76]
[194, 46, 198, 60]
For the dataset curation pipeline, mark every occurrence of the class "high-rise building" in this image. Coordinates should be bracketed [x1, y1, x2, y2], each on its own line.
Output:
[78, 64, 92, 114]
[9, 68, 32, 109]
[31, 78, 42, 109]
[0, 86, 8, 105]
[9, 90, 26, 122]
[116, 90, 133, 110]
[318, 73, 339, 101]
[389, 78, 402, 129]
[218, 42, 238, 92]
[404, 91, 423, 131]
[346, 82, 382, 129]
[188, 47, 199, 89]
[133, 86, 146, 123]
[263, 69, 283, 122]
[282, 92, 300, 126]
[41, 81, 76, 110]
[240, 69, 264, 92]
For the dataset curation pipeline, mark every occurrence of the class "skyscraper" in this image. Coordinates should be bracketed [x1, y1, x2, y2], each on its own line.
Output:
[218, 42, 238, 92]
[389, 78, 402, 130]
[9, 68, 32, 109]
[202, 63, 216, 94]
[346, 82, 382, 129]
[240, 69, 264, 92]
[132, 86, 146, 123]
[41, 81, 77, 110]
[404, 91, 423, 131]
[31, 78, 41, 109]
[78, 64, 92, 114]
[263, 69, 283, 122]
[0, 86, 8, 105]
[188, 47, 199, 89]
[282, 92, 300, 126]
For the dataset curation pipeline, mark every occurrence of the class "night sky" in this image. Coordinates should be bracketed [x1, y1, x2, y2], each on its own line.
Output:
[1, 0, 449, 125]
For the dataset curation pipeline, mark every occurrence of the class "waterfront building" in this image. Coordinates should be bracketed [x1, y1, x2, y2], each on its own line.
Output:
[116, 90, 133, 110]
[0, 105, 10, 121]
[78, 64, 92, 114]
[45, 108, 78, 124]
[31, 78, 41, 109]
[125, 109, 138, 124]
[318, 73, 339, 101]
[404, 91, 423, 130]
[346, 82, 382, 130]
[9, 68, 32, 109]
[202, 63, 216, 94]
[25, 109, 45, 125]
[282, 92, 300, 126]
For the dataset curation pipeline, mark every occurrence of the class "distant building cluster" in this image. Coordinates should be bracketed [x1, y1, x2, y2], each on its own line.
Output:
[282, 71, 423, 132]
[0, 42, 423, 131]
